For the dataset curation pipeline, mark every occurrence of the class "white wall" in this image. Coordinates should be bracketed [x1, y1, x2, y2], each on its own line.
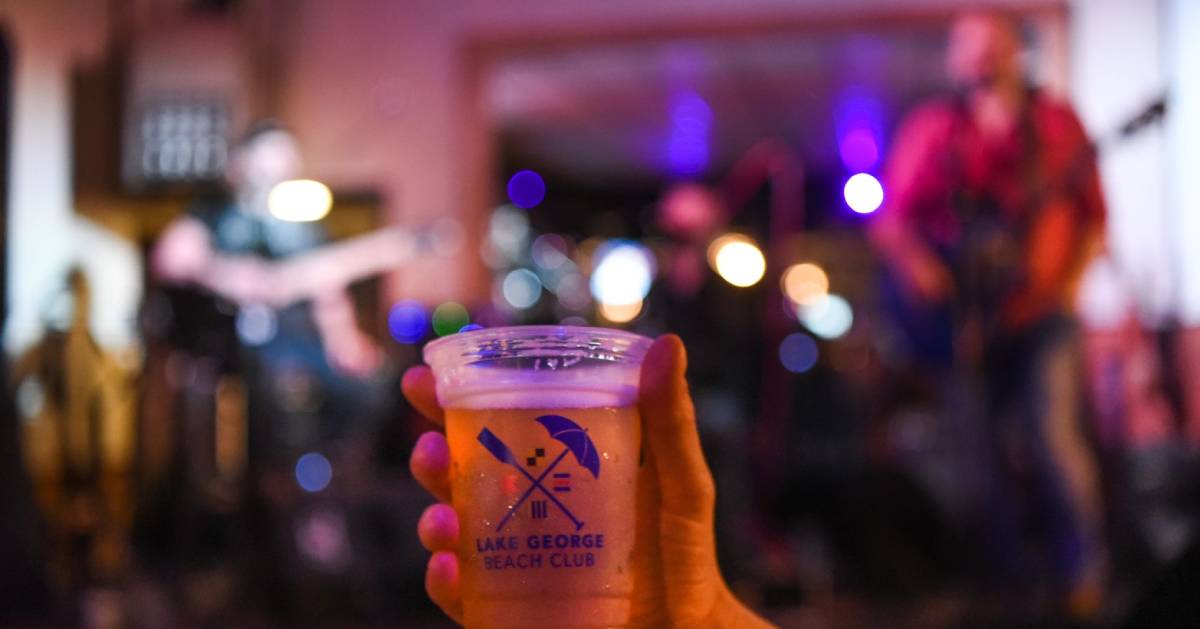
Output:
[1070, 0, 1170, 326]
[1, 0, 123, 355]
[2, 2, 79, 353]
[1166, 0, 1200, 326]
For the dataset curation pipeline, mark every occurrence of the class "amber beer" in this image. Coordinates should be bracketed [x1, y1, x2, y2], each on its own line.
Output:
[425, 327, 652, 629]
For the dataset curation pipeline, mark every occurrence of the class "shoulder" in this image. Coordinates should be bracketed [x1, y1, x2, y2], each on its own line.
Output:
[1032, 91, 1090, 140]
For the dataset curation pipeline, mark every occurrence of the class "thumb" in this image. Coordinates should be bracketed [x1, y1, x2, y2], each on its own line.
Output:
[638, 335, 715, 524]
[638, 335, 722, 603]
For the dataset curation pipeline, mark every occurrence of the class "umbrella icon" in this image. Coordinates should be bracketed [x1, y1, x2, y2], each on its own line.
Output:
[478, 414, 601, 532]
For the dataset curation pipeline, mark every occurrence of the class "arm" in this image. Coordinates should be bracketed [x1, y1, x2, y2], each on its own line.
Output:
[1006, 113, 1108, 327]
[312, 289, 381, 376]
[869, 107, 955, 304]
[151, 216, 278, 305]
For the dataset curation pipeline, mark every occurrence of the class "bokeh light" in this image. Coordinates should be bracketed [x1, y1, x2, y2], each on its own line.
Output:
[667, 90, 713, 176]
[431, 302, 470, 337]
[531, 233, 571, 270]
[554, 272, 591, 310]
[268, 179, 333, 222]
[708, 234, 766, 287]
[834, 89, 884, 171]
[800, 294, 854, 339]
[599, 298, 643, 323]
[502, 268, 542, 309]
[507, 170, 547, 209]
[387, 300, 428, 344]
[779, 332, 820, 373]
[235, 303, 278, 346]
[487, 206, 531, 266]
[295, 452, 333, 493]
[838, 128, 880, 172]
[844, 173, 884, 214]
[781, 263, 830, 307]
[590, 240, 655, 306]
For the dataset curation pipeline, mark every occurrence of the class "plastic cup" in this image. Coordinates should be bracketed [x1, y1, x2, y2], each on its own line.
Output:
[424, 325, 652, 628]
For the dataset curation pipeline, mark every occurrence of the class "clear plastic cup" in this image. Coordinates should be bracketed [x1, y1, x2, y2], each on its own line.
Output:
[424, 325, 653, 628]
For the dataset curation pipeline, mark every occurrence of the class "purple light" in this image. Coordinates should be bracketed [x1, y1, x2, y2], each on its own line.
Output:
[295, 452, 332, 493]
[834, 88, 884, 171]
[838, 128, 880, 173]
[459, 323, 484, 333]
[666, 90, 712, 177]
[507, 170, 546, 209]
[779, 333, 819, 374]
[387, 300, 428, 344]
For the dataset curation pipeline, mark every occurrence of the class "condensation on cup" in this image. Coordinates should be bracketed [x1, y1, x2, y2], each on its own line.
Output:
[424, 326, 652, 629]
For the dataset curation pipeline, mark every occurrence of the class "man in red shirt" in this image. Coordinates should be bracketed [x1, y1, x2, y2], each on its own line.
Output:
[871, 10, 1106, 614]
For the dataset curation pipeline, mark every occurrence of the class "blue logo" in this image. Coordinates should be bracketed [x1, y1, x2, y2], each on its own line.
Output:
[477, 414, 600, 532]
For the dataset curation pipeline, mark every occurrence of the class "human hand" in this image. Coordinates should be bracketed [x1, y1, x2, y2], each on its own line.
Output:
[403, 334, 774, 628]
[902, 250, 954, 305]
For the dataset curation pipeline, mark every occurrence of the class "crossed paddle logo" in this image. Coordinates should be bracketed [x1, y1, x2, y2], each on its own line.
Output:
[477, 414, 601, 532]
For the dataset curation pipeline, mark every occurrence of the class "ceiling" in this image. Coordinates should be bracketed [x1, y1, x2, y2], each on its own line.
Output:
[484, 23, 955, 185]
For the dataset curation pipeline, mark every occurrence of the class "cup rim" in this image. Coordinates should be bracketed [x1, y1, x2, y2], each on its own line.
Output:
[423, 324, 653, 369]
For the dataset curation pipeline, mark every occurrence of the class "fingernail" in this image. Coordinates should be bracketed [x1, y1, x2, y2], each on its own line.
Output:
[428, 550, 458, 579]
[413, 432, 449, 469]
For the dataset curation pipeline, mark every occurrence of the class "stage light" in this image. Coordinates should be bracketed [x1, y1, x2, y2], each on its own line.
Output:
[599, 298, 643, 323]
[295, 452, 332, 493]
[502, 268, 542, 309]
[844, 173, 883, 214]
[387, 300, 428, 344]
[507, 170, 546, 209]
[800, 294, 854, 339]
[667, 90, 713, 176]
[269, 179, 333, 222]
[781, 263, 829, 307]
[779, 332, 819, 373]
[834, 89, 884, 171]
[590, 240, 654, 306]
[839, 128, 880, 172]
[708, 234, 766, 287]
[432, 302, 470, 337]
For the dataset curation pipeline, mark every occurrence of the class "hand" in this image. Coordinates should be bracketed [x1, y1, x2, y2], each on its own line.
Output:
[903, 250, 954, 305]
[324, 328, 382, 377]
[403, 335, 774, 628]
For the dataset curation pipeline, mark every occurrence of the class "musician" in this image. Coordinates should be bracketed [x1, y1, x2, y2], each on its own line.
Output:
[153, 120, 380, 378]
[870, 11, 1107, 615]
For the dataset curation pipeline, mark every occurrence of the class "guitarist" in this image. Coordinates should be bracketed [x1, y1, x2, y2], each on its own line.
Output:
[870, 11, 1108, 617]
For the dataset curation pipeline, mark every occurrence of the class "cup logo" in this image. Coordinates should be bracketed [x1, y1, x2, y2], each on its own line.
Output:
[477, 414, 600, 532]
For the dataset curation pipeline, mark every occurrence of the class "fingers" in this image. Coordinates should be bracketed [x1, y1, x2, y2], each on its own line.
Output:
[418, 503, 460, 552]
[411, 432, 453, 503]
[403, 366, 445, 425]
[426, 551, 464, 624]
[637, 334, 715, 523]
